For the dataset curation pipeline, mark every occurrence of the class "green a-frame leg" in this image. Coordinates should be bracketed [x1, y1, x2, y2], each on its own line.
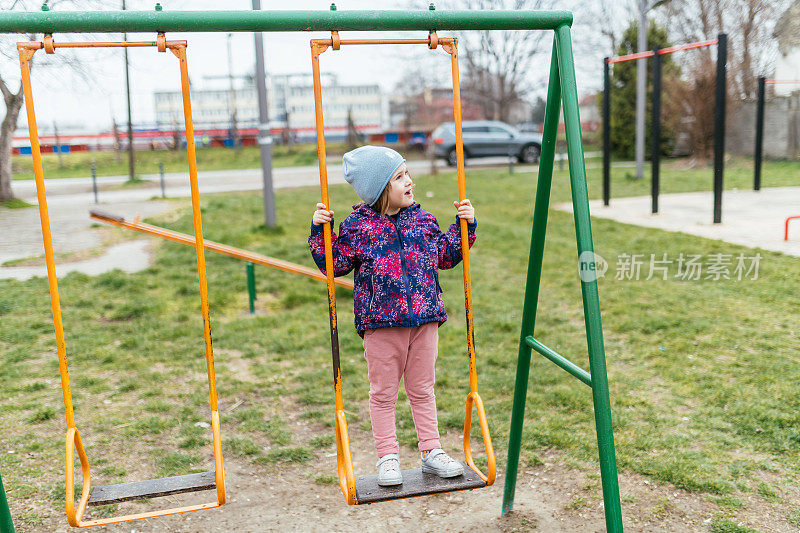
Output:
[501, 26, 623, 532]
[1, 472, 14, 533]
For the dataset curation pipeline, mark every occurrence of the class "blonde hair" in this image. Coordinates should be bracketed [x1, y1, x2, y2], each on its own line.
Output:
[371, 183, 392, 217]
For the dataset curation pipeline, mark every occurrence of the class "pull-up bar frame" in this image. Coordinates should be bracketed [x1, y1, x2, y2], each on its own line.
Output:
[603, 35, 727, 223]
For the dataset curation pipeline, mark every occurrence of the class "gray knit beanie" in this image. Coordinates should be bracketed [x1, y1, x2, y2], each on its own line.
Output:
[342, 145, 406, 206]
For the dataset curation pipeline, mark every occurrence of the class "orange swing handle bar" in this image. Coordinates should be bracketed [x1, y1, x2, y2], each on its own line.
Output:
[18, 37, 225, 527]
[311, 34, 495, 505]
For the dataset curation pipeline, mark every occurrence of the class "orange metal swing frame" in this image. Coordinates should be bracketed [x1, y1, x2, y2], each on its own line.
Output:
[311, 32, 496, 505]
[18, 35, 225, 528]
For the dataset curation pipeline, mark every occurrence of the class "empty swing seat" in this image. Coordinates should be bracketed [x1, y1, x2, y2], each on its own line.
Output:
[87, 471, 217, 506]
[354, 463, 485, 504]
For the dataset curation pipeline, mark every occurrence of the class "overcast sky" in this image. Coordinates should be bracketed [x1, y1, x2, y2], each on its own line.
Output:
[1, 0, 607, 133]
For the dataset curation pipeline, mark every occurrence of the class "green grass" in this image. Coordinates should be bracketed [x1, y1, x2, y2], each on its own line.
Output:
[788, 508, 800, 527]
[710, 516, 760, 533]
[155, 451, 203, 477]
[225, 437, 261, 457]
[712, 495, 744, 509]
[258, 446, 313, 464]
[756, 481, 781, 503]
[1, 156, 799, 529]
[27, 407, 56, 423]
[309, 434, 334, 449]
[0, 198, 34, 208]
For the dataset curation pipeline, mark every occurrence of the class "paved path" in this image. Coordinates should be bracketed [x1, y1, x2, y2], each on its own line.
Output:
[0, 240, 153, 281]
[557, 186, 800, 257]
[0, 153, 599, 280]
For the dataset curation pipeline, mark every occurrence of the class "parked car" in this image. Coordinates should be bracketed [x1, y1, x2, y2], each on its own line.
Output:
[429, 120, 542, 166]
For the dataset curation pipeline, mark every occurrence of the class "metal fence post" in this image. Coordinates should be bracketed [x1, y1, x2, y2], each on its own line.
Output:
[159, 161, 166, 198]
[651, 49, 662, 214]
[602, 57, 610, 206]
[754, 76, 765, 191]
[90, 161, 97, 204]
[713, 33, 727, 224]
[246, 262, 256, 314]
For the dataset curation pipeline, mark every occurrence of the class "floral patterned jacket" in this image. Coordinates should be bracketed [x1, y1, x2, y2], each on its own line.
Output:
[309, 202, 476, 335]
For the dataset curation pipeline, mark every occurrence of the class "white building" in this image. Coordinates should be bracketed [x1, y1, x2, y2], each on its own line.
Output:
[154, 73, 384, 139]
[773, 1, 800, 96]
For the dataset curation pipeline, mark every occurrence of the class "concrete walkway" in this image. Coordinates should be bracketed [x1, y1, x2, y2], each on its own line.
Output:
[557, 186, 800, 257]
[0, 153, 600, 281]
[0, 240, 153, 281]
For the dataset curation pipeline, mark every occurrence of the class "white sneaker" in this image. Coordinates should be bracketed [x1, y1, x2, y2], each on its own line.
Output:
[420, 448, 464, 478]
[376, 453, 403, 486]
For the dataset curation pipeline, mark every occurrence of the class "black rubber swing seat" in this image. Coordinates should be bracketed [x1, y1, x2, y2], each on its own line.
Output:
[354, 462, 485, 504]
[87, 471, 217, 506]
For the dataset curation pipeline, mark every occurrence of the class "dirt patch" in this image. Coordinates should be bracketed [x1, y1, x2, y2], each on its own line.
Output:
[53, 420, 797, 533]
[217, 349, 257, 383]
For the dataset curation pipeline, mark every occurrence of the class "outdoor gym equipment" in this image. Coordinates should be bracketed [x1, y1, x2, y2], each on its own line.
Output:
[753, 77, 800, 190]
[88, 210, 355, 290]
[2, 7, 621, 530]
[0, 472, 13, 533]
[786, 216, 800, 241]
[18, 36, 225, 527]
[603, 35, 728, 223]
[311, 31, 496, 505]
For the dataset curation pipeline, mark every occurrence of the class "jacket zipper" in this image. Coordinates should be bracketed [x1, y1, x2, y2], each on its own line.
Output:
[392, 217, 414, 319]
[368, 275, 375, 312]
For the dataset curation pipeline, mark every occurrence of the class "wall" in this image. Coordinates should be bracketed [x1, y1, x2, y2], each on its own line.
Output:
[727, 93, 800, 159]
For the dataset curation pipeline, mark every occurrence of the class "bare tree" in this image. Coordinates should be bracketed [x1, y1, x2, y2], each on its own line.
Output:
[572, 0, 639, 60]
[0, 0, 103, 203]
[416, 0, 555, 123]
[658, 0, 792, 99]
[0, 63, 25, 202]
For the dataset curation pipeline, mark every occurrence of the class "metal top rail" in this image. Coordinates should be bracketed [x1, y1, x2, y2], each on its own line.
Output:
[606, 38, 718, 64]
[0, 9, 572, 34]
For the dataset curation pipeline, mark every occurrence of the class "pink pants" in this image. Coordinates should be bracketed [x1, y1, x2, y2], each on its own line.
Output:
[363, 323, 441, 457]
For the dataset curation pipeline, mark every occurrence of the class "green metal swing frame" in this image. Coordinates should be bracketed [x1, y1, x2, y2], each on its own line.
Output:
[501, 32, 622, 532]
[1, 472, 14, 533]
[0, 7, 621, 531]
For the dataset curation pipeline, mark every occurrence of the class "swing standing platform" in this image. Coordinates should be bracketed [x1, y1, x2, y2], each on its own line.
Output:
[18, 35, 225, 528]
[311, 32, 495, 504]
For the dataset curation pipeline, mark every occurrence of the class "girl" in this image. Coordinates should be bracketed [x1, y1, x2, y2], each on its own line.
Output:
[308, 145, 476, 487]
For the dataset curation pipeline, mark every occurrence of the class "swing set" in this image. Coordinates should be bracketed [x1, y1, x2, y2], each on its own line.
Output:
[6, 7, 623, 532]
[18, 35, 225, 527]
[311, 30, 495, 505]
